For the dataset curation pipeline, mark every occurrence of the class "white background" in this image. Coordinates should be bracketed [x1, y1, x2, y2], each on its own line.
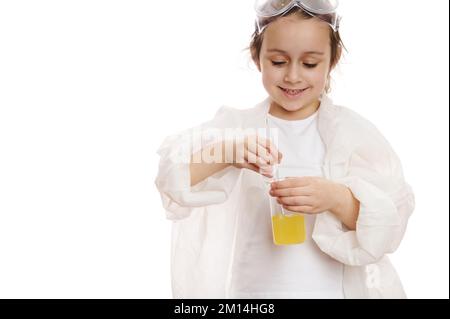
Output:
[0, 0, 448, 299]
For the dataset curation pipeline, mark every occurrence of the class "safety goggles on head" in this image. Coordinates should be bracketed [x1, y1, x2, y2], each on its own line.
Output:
[255, 0, 341, 34]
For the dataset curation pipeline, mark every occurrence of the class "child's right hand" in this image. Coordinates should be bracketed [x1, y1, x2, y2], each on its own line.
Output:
[228, 135, 283, 178]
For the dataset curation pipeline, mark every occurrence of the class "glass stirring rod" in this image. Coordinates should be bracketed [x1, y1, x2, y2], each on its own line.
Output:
[272, 164, 286, 217]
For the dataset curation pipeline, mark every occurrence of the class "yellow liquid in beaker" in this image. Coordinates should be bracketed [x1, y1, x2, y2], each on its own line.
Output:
[271, 213, 306, 245]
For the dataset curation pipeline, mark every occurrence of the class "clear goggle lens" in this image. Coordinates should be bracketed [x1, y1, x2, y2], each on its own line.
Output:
[255, 0, 340, 33]
[255, 0, 339, 17]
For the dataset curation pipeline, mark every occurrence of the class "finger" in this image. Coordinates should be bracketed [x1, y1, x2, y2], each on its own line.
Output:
[283, 205, 315, 214]
[271, 177, 312, 189]
[239, 150, 273, 177]
[259, 164, 273, 174]
[236, 143, 272, 170]
[269, 187, 309, 197]
[259, 168, 274, 178]
[245, 135, 258, 159]
[244, 149, 271, 168]
[239, 162, 261, 174]
[277, 196, 313, 207]
[261, 137, 283, 164]
[245, 142, 273, 168]
[258, 162, 274, 178]
[256, 142, 273, 164]
[245, 137, 262, 165]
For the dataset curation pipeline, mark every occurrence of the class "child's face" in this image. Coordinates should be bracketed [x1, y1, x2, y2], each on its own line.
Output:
[259, 15, 333, 118]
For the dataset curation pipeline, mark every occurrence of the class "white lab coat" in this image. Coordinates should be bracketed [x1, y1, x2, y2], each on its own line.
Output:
[155, 95, 415, 299]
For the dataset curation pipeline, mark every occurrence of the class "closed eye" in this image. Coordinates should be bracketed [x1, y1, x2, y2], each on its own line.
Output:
[271, 61, 286, 66]
[271, 61, 318, 68]
[304, 63, 318, 68]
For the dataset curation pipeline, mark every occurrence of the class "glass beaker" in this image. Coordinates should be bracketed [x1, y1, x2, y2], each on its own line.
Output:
[270, 203, 306, 245]
[268, 164, 323, 246]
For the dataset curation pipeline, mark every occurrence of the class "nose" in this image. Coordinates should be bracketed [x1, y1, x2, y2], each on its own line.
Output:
[284, 63, 303, 84]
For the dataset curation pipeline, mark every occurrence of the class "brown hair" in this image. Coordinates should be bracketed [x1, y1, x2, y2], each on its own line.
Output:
[249, 7, 346, 92]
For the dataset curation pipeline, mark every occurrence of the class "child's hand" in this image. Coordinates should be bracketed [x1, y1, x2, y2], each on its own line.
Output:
[269, 177, 340, 214]
[229, 135, 282, 178]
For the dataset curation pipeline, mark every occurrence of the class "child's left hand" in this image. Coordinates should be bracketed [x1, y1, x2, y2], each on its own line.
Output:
[269, 177, 340, 214]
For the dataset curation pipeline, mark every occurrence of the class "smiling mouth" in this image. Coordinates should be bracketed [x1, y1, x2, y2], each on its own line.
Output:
[279, 87, 309, 96]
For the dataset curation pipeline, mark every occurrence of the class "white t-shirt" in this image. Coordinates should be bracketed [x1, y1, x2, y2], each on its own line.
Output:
[229, 110, 344, 299]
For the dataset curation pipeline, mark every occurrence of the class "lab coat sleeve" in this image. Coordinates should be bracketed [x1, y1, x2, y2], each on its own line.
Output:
[313, 123, 415, 266]
[154, 106, 242, 221]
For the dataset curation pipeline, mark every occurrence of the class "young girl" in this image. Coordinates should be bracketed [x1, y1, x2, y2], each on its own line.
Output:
[155, 0, 415, 299]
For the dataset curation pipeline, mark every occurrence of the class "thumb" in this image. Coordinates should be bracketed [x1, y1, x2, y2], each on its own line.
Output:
[237, 162, 260, 173]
